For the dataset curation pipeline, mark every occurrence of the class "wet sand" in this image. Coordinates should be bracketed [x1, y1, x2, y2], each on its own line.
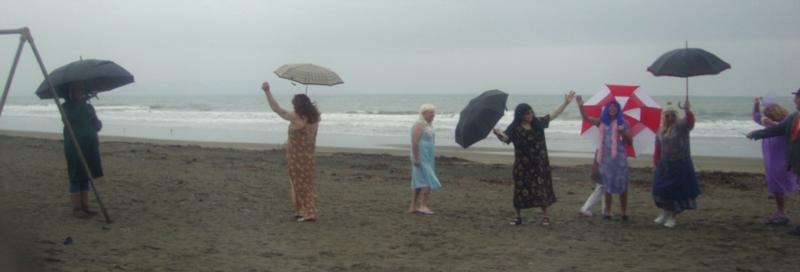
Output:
[0, 132, 797, 271]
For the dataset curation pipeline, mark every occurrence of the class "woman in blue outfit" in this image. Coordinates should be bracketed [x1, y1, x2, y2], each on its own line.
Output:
[408, 104, 441, 215]
[62, 81, 103, 218]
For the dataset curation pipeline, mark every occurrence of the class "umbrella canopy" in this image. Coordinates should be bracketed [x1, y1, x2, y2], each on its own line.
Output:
[274, 63, 343, 86]
[647, 44, 730, 98]
[36, 59, 134, 99]
[580, 84, 661, 157]
[455, 89, 508, 148]
[647, 48, 731, 78]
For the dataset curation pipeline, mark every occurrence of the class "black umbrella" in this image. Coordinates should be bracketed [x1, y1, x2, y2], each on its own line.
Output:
[647, 42, 730, 98]
[35, 59, 134, 99]
[455, 89, 508, 148]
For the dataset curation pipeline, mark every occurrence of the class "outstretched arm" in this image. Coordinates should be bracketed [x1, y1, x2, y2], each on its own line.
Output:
[492, 128, 510, 144]
[261, 81, 294, 121]
[748, 115, 790, 140]
[549, 90, 576, 121]
[575, 95, 599, 125]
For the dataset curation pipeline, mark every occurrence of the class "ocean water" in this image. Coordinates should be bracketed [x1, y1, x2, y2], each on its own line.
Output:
[0, 93, 791, 159]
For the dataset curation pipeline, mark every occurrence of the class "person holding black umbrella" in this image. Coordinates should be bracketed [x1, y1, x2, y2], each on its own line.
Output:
[62, 81, 103, 218]
[492, 91, 575, 226]
[651, 100, 699, 228]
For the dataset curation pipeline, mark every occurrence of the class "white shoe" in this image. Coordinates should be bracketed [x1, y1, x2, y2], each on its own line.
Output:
[663, 216, 677, 228]
[654, 211, 668, 224]
[579, 210, 594, 217]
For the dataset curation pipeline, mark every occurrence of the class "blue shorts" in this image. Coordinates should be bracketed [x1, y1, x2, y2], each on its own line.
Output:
[69, 179, 90, 193]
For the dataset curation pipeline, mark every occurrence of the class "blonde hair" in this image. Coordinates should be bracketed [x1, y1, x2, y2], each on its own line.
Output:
[418, 104, 435, 116]
[417, 104, 435, 133]
[659, 101, 680, 135]
[764, 104, 789, 122]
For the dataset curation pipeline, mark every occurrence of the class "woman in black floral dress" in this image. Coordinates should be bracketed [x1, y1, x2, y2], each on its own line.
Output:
[493, 91, 575, 226]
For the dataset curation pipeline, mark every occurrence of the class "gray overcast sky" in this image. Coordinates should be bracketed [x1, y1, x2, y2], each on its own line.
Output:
[0, 0, 798, 96]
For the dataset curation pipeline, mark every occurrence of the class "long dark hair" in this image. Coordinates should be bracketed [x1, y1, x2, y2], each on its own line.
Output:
[292, 94, 320, 124]
[504, 103, 542, 135]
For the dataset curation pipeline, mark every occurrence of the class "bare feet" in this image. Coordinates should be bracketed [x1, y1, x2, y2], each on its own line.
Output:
[417, 207, 434, 215]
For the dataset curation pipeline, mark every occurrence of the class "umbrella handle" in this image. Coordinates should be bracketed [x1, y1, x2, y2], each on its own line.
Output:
[685, 77, 689, 101]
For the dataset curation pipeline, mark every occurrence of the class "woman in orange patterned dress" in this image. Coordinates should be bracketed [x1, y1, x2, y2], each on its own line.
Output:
[261, 81, 321, 222]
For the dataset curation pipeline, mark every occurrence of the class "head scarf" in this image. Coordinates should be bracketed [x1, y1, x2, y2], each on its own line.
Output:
[662, 101, 679, 117]
[417, 104, 435, 134]
[504, 103, 541, 135]
[659, 101, 681, 135]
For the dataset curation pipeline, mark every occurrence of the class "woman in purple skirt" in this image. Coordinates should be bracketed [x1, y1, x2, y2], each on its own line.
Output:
[753, 97, 799, 224]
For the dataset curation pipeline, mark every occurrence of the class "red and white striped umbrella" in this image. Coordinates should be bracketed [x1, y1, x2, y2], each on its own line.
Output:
[580, 84, 662, 157]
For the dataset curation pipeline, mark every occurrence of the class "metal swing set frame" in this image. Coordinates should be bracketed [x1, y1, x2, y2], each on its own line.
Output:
[0, 27, 111, 223]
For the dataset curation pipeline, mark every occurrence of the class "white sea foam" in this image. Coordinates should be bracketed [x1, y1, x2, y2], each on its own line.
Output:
[0, 94, 777, 158]
[0, 104, 764, 138]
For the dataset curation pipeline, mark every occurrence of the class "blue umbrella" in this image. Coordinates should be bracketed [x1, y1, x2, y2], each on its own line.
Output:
[35, 59, 134, 99]
[647, 42, 730, 98]
[455, 89, 508, 148]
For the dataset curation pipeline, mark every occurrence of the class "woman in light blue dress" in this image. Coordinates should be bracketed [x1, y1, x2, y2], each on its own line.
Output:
[409, 104, 441, 215]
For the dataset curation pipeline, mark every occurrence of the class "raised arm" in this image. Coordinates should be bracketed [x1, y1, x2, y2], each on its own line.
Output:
[261, 81, 294, 121]
[752, 97, 763, 125]
[575, 95, 600, 125]
[549, 90, 576, 121]
[678, 99, 695, 130]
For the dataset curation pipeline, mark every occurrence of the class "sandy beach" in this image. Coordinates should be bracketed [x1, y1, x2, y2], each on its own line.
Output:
[1, 131, 797, 271]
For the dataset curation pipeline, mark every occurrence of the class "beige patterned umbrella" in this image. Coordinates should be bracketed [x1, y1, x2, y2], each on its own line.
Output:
[274, 63, 343, 93]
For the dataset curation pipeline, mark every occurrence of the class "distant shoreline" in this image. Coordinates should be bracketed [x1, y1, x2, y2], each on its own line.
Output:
[0, 129, 764, 173]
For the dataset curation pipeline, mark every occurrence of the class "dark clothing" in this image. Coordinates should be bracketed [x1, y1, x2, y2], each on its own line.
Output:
[62, 99, 103, 191]
[653, 158, 700, 212]
[652, 111, 699, 212]
[750, 112, 800, 176]
[504, 115, 556, 209]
